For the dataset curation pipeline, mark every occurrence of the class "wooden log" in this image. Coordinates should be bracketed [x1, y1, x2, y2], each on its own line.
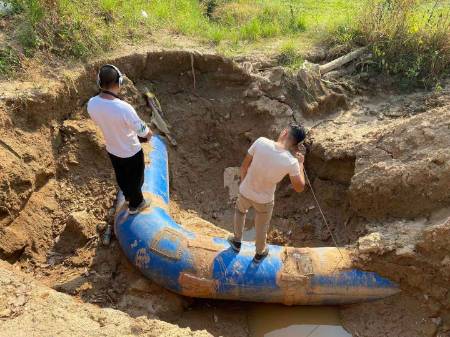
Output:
[319, 47, 368, 74]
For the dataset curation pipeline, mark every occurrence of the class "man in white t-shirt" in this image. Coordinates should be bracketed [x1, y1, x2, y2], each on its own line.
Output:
[87, 64, 153, 214]
[228, 123, 306, 262]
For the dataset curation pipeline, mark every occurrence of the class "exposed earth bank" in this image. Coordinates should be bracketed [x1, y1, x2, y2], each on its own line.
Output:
[0, 48, 449, 337]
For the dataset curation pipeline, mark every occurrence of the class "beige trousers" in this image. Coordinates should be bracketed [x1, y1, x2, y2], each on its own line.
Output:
[233, 193, 274, 254]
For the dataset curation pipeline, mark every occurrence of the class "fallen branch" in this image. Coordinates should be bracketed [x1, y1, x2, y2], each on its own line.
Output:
[142, 87, 177, 146]
[319, 47, 369, 74]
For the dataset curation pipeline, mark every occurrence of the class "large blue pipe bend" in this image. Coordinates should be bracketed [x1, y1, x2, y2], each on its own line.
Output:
[114, 136, 399, 305]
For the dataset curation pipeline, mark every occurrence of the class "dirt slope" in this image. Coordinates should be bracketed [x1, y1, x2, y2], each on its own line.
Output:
[0, 261, 211, 337]
[307, 84, 450, 336]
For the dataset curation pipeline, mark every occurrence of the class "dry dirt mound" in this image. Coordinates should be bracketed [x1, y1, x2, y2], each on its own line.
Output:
[307, 98, 450, 219]
[350, 105, 450, 219]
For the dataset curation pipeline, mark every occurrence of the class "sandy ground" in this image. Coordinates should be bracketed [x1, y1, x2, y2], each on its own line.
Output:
[0, 260, 211, 337]
[0, 48, 449, 336]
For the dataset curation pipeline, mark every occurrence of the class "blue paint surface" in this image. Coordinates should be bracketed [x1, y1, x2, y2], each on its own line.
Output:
[311, 269, 397, 289]
[144, 136, 169, 203]
[114, 136, 399, 304]
[115, 206, 195, 292]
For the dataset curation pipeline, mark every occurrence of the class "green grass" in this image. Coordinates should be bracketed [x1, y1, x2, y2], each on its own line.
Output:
[3, 0, 358, 57]
[1, 0, 449, 87]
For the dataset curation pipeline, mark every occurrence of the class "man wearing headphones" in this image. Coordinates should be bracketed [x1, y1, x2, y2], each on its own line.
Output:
[87, 64, 152, 214]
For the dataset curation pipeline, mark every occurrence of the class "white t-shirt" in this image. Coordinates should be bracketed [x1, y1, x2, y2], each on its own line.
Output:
[239, 137, 300, 204]
[87, 96, 149, 158]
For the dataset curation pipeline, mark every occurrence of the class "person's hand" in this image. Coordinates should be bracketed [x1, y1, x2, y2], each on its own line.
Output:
[293, 150, 304, 164]
[145, 129, 153, 142]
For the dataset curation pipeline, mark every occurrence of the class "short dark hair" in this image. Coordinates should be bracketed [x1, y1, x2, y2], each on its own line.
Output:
[99, 65, 119, 89]
[288, 123, 306, 145]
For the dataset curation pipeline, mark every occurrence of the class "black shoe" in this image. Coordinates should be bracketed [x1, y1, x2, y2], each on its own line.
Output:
[227, 236, 241, 252]
[253, 247, 269, 263]
[128, 199, 151, 215]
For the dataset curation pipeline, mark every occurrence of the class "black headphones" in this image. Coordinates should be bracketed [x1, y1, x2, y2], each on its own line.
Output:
[97, 64, 124, 89]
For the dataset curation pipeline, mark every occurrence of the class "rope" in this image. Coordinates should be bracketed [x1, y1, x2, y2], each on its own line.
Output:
[303, 168, 345, 261]
[305, 325, 320, 337]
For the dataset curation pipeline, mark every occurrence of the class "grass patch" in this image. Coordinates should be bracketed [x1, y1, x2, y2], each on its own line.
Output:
[210, 1, 308, 42]
[2, 0, 448, 88]
[12, 0, 116, 58]
[4, 0, 357, 57]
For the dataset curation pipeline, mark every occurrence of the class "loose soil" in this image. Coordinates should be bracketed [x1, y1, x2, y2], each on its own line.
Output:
[0, 48, 449, 337]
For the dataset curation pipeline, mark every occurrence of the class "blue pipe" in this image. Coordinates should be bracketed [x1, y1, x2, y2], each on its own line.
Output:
[114, 136, 399, 305]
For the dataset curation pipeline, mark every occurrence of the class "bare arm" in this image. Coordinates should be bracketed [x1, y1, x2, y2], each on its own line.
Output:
[290, 151, 306, 193]
[240, 154, 253, 182]
[289, 169, 305, 192]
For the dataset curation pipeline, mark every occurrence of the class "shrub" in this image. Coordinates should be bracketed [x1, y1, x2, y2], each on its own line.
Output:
[329, 0, 450, 88]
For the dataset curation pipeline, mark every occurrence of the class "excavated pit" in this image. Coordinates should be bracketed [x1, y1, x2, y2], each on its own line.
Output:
[147, 87, 358, 248]
[0, 50, 449, 337]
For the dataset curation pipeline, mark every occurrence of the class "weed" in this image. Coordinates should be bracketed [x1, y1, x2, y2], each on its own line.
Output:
[0, 46, 20, 76]
[277, 40, 304, 69]
[206, 25, 227, 45]
[289, 14, 306, 33]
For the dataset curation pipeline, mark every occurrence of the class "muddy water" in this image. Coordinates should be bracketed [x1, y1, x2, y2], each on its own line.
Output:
[248, 305, 351, 337]
[231, 182, 350, 336]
